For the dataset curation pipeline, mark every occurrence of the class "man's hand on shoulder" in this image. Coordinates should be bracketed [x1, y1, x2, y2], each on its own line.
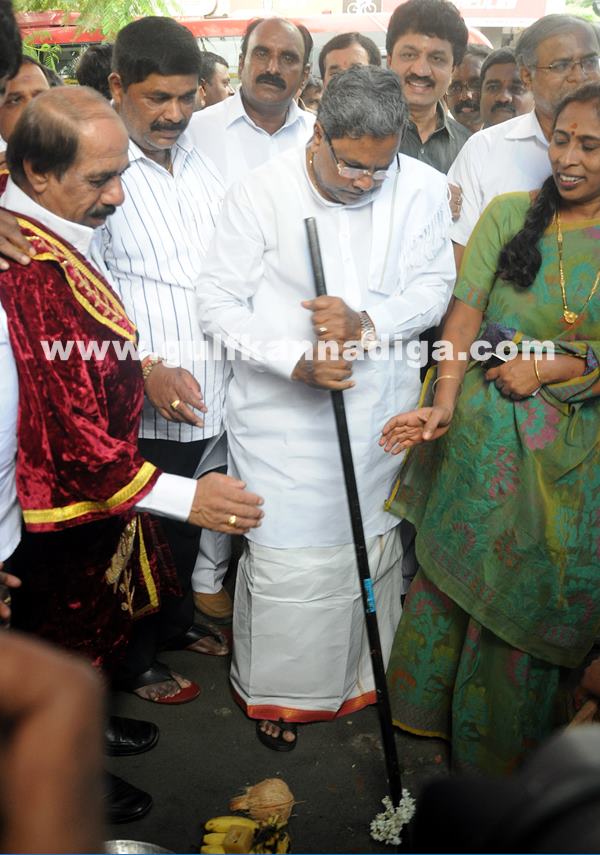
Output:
[0, 209, 35, 270]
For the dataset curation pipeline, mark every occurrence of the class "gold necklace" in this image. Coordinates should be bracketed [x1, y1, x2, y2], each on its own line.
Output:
[556, 210, 600, 324]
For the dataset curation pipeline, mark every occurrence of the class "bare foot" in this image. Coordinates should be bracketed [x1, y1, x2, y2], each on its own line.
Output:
[259, 720, 297, 744]
[134, 672, 192, 702]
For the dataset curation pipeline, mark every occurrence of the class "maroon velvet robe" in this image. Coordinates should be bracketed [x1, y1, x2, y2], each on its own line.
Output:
[0, 212, 176, 670]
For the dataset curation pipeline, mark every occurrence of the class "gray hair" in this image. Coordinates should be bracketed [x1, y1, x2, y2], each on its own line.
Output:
[317, 65, 408, 140]
[515, 14, 597, 69]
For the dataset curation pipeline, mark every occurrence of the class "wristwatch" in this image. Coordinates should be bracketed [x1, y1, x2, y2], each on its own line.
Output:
[359, 311, 378, 351]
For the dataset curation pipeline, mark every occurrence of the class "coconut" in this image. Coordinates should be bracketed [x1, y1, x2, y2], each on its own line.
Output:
[229, 778, 295, 822]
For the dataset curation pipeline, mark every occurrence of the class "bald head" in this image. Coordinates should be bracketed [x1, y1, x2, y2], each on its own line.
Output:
[7, 86, 125, 185]
[7, 86, 129, 227]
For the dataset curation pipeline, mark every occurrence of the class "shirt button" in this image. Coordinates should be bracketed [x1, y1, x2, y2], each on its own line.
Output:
[420, 147, 425, 155]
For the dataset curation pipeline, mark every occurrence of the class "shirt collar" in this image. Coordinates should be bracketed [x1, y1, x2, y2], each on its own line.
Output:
[225, 87, 306, 134]
[407, 102, 454, 140]
[504, 110, 548, 146]
[1, 177, 95, 257]
[127, 128, 194, 165]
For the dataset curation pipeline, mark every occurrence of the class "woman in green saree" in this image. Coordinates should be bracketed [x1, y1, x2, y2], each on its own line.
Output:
[381, 83, 600, 775]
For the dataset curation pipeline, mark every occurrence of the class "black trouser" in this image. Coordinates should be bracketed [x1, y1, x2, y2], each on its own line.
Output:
[117, 438, 207, 681]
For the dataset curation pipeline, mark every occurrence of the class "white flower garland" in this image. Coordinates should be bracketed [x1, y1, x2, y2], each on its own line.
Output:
[370, 792, 416, 846]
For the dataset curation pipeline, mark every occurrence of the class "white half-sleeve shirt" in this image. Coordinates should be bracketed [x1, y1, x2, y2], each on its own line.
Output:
[188, 88, 315, 189]
[448, 110, 551, 247]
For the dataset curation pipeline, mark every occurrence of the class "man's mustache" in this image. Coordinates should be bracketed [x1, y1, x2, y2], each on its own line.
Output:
[150, 121, 187, 132]
[491, 101, 516, 114]
[88, 204, 117, 220]
[255, 73, 286, 90]
[404, 75, 435, 88]
[454, 98, 479, 113]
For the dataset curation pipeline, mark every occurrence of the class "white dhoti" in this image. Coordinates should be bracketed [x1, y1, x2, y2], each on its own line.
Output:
[231, 526, 403, 721]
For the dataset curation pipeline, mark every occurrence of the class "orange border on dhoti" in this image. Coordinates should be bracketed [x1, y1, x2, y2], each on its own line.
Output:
[232, 688, 377, 723]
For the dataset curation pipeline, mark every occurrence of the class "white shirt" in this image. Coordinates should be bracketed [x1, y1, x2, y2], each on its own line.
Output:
[0, 180, 196, 535]
[188, 88, 315, 189]
[197, 147, 455, 548]
[92, 132, 226, 443]
[448, 110, 550, 246]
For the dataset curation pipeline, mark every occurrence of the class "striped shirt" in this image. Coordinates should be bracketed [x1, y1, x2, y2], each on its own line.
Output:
[92, 131, 227, 442]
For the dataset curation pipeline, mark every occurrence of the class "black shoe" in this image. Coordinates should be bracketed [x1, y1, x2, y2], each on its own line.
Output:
[105, 773, 153, 824]
[105, 715, 159, 757]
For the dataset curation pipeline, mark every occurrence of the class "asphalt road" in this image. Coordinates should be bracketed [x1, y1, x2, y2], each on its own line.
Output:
[106, 612, 449, 854]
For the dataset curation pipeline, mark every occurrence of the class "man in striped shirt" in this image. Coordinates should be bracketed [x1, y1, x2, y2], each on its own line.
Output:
[91, 16, 231, 703]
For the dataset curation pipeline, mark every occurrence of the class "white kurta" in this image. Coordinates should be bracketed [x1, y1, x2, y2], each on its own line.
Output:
[197, 146, 455, 548]
[196, 146, 455, 716]
[447, 110, 550, 247]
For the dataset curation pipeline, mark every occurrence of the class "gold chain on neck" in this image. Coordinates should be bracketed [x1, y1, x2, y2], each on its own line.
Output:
[555, 210, 600, 324]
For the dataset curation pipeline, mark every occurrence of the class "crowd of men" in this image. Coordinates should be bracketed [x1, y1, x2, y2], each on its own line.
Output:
[0, 0, 599, 843]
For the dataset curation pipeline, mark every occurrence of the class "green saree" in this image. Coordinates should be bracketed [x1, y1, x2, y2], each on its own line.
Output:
[386, 192, 600, 772]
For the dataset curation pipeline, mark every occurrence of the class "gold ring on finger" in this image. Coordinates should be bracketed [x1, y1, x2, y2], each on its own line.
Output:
[170, 399, 181, 410]
[228, 514, 237, 527]
[319, 326, 328, 334]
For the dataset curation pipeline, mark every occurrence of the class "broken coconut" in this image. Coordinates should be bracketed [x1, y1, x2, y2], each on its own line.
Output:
[229, 778, 295, 822]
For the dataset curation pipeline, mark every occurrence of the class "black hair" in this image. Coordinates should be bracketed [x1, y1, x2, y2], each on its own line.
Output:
[462, 43, 491, 62]
[198, 51, 228, 84]
[301, 74, 322, 96]
[6, 85, 112, 186]
[41, 64, 62, 87]
[3, 55, 58, 94]
[385, 0, 468, 66]
[480, 47, 516, 84]
[496, 81, 600, 288]
[318, 32, 381, 79]
[76, 43, 113, 98]
[112, 17, 201, 89]
[240, 17, 312, 66]
[0, 0, 22, 86]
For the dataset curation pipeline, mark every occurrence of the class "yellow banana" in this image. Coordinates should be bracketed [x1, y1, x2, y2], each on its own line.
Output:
[203, 833, 227, 845]
[200, 847, 225, 854]
[276, 832, 290, 853]
[205, 816, 258, 833]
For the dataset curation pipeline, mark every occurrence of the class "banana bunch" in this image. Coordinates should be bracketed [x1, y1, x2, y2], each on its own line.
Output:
[200, 815, 291, 854]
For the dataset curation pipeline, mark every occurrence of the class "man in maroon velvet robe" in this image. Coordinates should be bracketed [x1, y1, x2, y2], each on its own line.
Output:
[0, 85, 264, 820]
[1, 85, 264, 658]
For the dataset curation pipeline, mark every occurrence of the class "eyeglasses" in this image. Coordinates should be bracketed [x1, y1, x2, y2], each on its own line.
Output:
[324, 131, 391, 182]
[447, 79, 481, 96]
[534, 56, 600, 76]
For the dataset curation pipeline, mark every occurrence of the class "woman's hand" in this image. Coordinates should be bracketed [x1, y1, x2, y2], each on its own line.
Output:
[380, 406, 453, 454]
[485, 355, 540, 399]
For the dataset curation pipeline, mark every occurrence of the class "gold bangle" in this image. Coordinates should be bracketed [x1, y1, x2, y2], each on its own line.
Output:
[533, 357, 543, 386]
[142, 354, 163, 381]
[432, 374, 461, 391]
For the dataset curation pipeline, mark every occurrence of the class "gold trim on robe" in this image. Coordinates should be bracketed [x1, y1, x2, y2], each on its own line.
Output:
[16, 216, 137, 342]
[23, 461, 157, 526]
